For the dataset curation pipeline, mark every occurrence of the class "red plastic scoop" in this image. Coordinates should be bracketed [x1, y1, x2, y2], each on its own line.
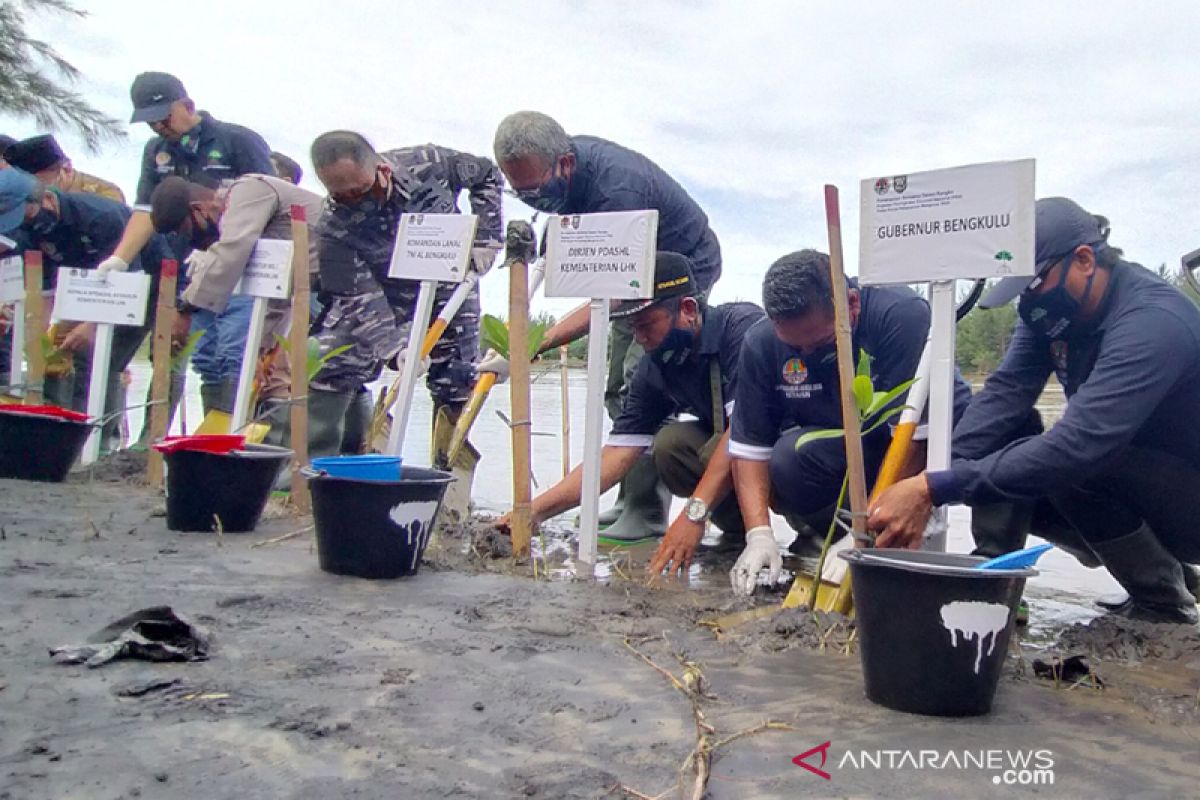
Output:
[152, 434, 246, 455]
[0, 404, 91, 423]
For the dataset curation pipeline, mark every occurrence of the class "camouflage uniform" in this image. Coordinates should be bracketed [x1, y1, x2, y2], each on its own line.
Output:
[63, 170, 126, 205]
[313, 145, 503, 407]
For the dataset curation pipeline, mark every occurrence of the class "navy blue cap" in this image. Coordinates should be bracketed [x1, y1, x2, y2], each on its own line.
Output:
[980, 197, 1108, 309]
[130, 72, 188, 123]
[6, 134, 66, 174]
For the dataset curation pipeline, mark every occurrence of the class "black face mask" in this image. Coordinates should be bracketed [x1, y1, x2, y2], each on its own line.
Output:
[653, 311, 696, 366]
[189, 211, 220, 250]
[1018, 259, 1096, 339]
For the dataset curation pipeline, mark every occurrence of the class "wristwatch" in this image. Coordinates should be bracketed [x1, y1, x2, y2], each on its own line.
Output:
[684, 497, 710, 523]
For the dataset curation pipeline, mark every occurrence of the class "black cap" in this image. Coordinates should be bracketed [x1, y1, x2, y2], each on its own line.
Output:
[980, 197, 1109, 309]
[5, 134, 67, 174]
[130, 72, 188, 123]
[611, 251, 698, 318]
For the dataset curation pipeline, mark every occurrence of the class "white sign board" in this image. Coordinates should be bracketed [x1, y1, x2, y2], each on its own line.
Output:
[859, 159, 1035, 284]
[53, 269, 151, 326]
[234, 239, 294, 299]
[544, 210, 658, 299]
[387, 213, 477, 284]
[0, 256, 23, 303]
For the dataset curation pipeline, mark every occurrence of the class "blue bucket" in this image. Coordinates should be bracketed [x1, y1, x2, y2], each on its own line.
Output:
[311, 455, 402, 481]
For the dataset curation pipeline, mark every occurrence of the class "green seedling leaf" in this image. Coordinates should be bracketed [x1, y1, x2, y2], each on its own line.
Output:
[861, 404, 911, 436]
[527, 321, 548, 361]
[793, 427, 845, 451]
[863, 377, 917, 419]
[480, 314, 510, 359]
[170, 329, 206, 371]
[852, 374, 873, 415]
[856, 349, 873, 379]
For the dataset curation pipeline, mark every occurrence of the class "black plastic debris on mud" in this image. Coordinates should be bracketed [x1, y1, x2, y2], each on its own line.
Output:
[1056, 615, 1200, 662]
[49, 606, 210, 668]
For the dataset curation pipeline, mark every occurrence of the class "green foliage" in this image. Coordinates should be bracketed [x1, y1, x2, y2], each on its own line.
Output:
[956, 301, 1018, 376]
[273, 334, 351, 382]
[480, 313, 548, 361]
[0, 1, 124, 151]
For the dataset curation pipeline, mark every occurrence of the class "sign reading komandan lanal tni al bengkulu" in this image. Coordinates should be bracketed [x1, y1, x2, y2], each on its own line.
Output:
[859, 159, 1035, 284]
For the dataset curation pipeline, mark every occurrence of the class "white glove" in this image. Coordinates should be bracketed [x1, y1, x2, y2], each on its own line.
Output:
[730, 525, 782, 596]
[388, 346, 429, 378]
[470, 245, 501, 275]
[96, 255, 129, 276]
[477, 349, 510, 384]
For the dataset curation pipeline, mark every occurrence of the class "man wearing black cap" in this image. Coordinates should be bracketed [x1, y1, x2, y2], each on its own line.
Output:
[97, 71, 273, 275]
[6, 134, 125, 203]
[497, 252, 765, 575]
[869, 197, 1200, 625]
[728, 249, 972, 596]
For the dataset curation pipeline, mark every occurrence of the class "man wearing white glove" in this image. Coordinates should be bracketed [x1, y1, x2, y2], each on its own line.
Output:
[727, 250, 972, 595]
[475, 348, 509, 383]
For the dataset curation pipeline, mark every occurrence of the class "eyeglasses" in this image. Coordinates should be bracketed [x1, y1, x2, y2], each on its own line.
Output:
[1025, 254, 1069, 294]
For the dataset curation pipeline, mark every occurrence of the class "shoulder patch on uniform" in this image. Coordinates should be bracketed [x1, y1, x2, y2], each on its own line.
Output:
[456, 159, 480, 182]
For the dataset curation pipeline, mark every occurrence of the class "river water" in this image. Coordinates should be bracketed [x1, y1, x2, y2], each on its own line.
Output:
[123, 361, 1119, 607]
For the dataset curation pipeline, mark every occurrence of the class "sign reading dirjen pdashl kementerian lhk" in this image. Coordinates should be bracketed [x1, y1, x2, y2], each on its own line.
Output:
[859, 159, 1035, 284]
[544, 210, 658, 299]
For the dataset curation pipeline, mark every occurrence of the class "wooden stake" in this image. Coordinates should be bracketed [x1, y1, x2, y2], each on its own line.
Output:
[824, 185, 869, 543]
[22, 251, 44, 405]
[147, 259, 179, 487]
[509, 242, 533, 559]
[288, 205, 311, 512]
[559, 344, 570, 480]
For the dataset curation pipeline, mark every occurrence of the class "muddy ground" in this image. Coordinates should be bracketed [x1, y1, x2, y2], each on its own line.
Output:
[1, 467, 1198, 799]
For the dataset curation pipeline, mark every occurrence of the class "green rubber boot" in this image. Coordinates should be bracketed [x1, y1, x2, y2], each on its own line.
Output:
[597, 454, 669, 546]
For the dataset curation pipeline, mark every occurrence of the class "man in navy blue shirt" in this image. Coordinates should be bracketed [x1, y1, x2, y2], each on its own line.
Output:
[496, 252, 763, 574]
[0, 168, 170, 449]
[493, 110, 723, 540]
[729, 249, 970, 596]
[870, 198, 1200, 625]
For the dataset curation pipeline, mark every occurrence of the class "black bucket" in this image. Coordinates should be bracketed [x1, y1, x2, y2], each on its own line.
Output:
[0, 410, 93, 482]
[163, 443, 293, 532]
[840, 549, 1035, 717]
[306, 465, 454, 579]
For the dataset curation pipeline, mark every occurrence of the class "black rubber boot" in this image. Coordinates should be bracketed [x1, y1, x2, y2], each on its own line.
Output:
[597, 454, 669, 544]
[340, 388, 374, 455]
[969, 502, 1032, 558]
[199, 383, 224, 417]
[307, 389, 354, 461]
[1090, 525, 1199, 625]
[1096, 563, 1200, 611]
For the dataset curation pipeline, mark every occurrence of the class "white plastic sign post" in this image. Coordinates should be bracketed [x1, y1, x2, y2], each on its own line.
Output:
[1, 256, 24, 391]
[859, 159, 1035, 550]
[544, 210, 658, 573]
[53, 269, 151, 465]
[543, 210, 657, 299]
[230, 239, 294, 433]
[386, 213, 477, 457]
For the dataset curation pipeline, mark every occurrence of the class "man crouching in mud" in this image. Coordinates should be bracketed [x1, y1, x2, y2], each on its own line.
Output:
[495, 252, 765, 571]
[869, 198, 1200, 625]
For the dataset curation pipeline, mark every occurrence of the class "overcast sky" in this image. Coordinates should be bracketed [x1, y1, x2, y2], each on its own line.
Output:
[4, 0, 1198, 318]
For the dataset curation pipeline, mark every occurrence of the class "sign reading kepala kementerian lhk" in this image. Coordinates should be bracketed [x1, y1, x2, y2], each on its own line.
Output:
[859, 159, 1035, 284]
[387, 213, 477, 284]
[544, 210, 658, 299]
[234, 239, 294, 299]
[54, 269, 151, 326]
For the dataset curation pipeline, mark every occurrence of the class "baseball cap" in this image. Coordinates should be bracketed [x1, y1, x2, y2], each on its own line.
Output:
[611, 251, 698, 318]
[130, 72, 188, 123]
[980, 197, 1108, 309]
[0, 168, 38, 234]
[5, 134, 67, 174]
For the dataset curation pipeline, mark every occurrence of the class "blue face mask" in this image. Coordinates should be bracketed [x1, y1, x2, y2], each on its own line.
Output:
[1018, 257, 1096, 339]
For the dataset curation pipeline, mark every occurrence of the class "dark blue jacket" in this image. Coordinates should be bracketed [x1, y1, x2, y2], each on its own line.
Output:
[136, 111, 273, 205]
[563, 135, 722, 292]
[929, 261, 1200, 506]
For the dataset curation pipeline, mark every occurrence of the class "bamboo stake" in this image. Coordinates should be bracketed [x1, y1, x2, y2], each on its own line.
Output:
[824, 185, 869, 544]
[288, 205, 311, 512]
[22, 252, 44, 405]
[146, 259, 179, 487]
[508, 231, 533, 559]
[559, 343, 570, 480]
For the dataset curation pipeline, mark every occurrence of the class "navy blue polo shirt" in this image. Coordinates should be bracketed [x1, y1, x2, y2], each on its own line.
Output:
[930, 261, 1200, 506]
[563, 135, 722, 293]
[730, 284, 971, 460]
[135, 111, 273, 205]
[608, 302, 765, 447]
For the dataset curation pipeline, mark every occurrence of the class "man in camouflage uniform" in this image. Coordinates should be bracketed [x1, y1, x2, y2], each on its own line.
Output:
[5, 135, 126, 204]
[308, 130, 502, 456]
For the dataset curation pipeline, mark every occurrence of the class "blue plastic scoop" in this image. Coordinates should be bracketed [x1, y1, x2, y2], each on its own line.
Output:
[975, 543, 1053, 570]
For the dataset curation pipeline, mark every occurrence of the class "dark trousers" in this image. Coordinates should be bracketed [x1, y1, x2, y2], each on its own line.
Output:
[768, 426, 890, 538]
[650, 420, 744, 537]
[45, 325, 148, 451]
